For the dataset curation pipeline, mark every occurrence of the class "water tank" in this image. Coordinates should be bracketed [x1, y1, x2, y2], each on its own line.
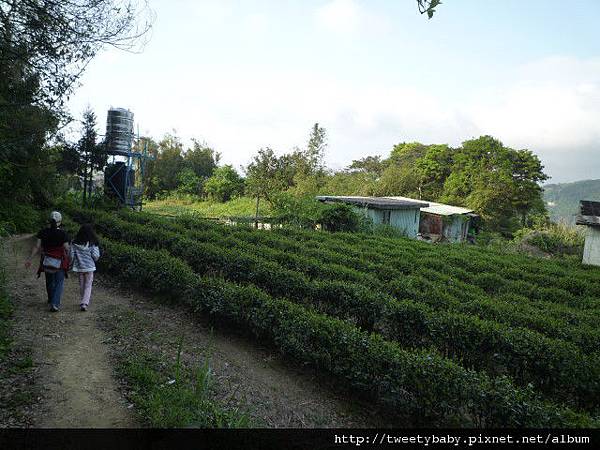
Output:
[104, 162, 134, 199]
[105, 108, 134, 156]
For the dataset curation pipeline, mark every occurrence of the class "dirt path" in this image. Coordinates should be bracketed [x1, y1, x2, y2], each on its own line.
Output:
[3, 235, 135, 427]
[3, 235, 385, 428]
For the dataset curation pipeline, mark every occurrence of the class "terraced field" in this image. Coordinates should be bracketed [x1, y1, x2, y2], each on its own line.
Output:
[66, 206, 600, 427]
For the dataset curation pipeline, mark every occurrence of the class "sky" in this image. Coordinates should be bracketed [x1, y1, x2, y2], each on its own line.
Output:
[67, 0, 600, 183]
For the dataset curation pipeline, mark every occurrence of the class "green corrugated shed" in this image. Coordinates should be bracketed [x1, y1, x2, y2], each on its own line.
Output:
[316, 196, 425, 238]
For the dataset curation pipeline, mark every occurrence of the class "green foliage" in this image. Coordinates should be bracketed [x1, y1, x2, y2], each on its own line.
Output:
[245, 123, 328, 204]
[348, 155, 386, 176]
[79, 225, 596, 427]
[184, 140, 220, 179]
[145, 133, 186, 197]
[176, 168, 203, 196]
[271, 193, 326, 228]
[0, 35, 60, 210]
[442, 136, 548, 233]
[321, 171, 378, 196]
[318, 203, 368, 232]
[119, 349, 249, 428]
[244, 147, 290, 203]
[0, 202, 42, 234]
[203, 165, 244, 202]
[76, 108, 107, 205]
[417, 0, 442, 18]
[514, 221, 585, 256]
[144, 196, 271, 218]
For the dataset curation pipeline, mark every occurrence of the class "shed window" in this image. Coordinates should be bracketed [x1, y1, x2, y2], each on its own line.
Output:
[382, 210, 391, 224]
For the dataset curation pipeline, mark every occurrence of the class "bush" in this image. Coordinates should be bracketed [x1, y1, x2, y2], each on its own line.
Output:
[70, 207, 600, 412]
[318, 203, 370, 232]
[203, 166, 245, 202]
[0, 201, 42, 234]
[271, 193, 326, 229]
[514, 221, 585, 256]
[92, 236, 596, 427]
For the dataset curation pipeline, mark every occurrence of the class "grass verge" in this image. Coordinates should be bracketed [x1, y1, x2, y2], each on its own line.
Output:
[98, 305, 252, 428]
[0, 238, 36, 427]
[144, 196, 271, 219]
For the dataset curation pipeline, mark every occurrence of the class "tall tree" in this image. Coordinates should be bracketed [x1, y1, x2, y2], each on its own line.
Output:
[0, 0, 153, 114]
[304, 122, 327, 175]
[204, 165, 244, 202]
[441, 136, 548, 233]
[245, 147, 289, 224]
[348, 155, 386, 176]
[149, 133, 185, 196]
[0, 0, 151, 225]
[184, 139, 220, 179]
[77, 108, 106, 205]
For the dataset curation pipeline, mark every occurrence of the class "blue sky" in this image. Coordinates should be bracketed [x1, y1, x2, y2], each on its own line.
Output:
[68, 0, 600, 183]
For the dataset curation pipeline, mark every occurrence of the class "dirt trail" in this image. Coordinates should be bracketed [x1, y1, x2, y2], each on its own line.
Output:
[3, 234, 384, 428]
[3, 235, 135, 427]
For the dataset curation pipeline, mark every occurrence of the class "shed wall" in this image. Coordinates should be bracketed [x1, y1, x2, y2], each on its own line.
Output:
[390, 209, 420, 237]
[444, 216, 470, 243]
[358, 207, 382, 224]
[583, 227, 600, 266]
[353, 207, 419, 237]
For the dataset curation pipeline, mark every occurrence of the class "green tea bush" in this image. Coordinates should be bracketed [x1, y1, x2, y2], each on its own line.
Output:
[94, 236, 596, 427]
[71, 209, 600, 412]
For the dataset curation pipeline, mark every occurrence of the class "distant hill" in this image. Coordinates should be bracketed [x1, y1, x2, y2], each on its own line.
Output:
[543, 179, 600, 223]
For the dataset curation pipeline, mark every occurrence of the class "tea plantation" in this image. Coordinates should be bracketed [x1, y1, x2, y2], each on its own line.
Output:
[66, 206, 600, 427]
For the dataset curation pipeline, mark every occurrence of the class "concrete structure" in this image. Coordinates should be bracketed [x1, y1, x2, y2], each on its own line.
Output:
[316, 196, 427, 238]
[576, 200, 600, 266]
[385, 196, 477, 243]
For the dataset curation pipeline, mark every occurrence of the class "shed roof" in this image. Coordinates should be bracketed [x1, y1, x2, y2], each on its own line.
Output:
[575, 201, 600, 228]
[576, 215, 600, 228]
[316, 195, 428, 210]
[384, 196, 474, 216]
[580, 200, 600, 217]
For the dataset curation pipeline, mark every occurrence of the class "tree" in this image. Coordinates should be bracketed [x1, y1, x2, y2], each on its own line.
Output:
[76, 108, 106, 205]
[0, 0, 151, 228]
[176, 167, 203, 196]
[245, 147, 287, 204]
[0, 0, 153, 114]
[375, 142, 429, 198]
[145, 133, 185, 197]
[441, 136, 548, 233]
[416, 0, 442, 18]
[184, 139, 220, 179]
[204, 165, 244, 202]
[303, 122, 327, 175]
[245, 147, 290, 225]
[414, 144, 453, 199]
[348, 155, 386, 176]
[0, 35, 58, 208]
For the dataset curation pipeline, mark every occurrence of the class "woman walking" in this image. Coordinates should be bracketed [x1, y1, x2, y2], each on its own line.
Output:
[70, 224, 101, 311]
[26, 211, 70, 312]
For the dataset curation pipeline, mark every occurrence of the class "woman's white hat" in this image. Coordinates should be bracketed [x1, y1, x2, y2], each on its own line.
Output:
[50, 211, 62, 223]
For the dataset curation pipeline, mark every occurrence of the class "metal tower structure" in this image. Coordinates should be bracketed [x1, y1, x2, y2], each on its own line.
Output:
[103, 108, 153, 210]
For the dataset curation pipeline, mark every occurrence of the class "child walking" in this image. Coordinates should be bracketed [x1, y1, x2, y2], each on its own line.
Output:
[69, 223, 101, 311]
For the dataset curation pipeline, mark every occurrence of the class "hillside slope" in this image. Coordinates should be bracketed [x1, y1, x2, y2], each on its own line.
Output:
[544, 179, 600, 223]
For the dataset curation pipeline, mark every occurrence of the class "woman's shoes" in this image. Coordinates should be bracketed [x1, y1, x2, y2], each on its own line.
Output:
[80, 305, 87, 312]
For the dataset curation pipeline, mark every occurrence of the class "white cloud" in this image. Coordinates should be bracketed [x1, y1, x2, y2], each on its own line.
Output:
[70, 52, 600, 183]
[315, 0, 390, 35]
[316, 0, 360, 33]
[470, 57, 600, 149]
[242, 13, 269, 36]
